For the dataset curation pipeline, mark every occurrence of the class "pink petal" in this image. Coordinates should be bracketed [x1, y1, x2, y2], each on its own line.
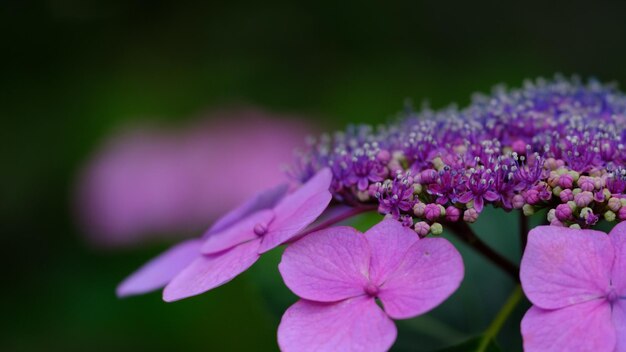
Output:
[458, 192, 473, 203]
[200, 210, 274, 254]
[613, 300, 626, 352]
[610, 222, 626, 294]
[277, 297, 397, 352]
[484, 190, 500, 202]
[474, 196, 484, 213]
[163, 239, 261, 302]
[204, 183, 288, 236]
[278, 226, 370, 302]
[377, 238, 464, 319]
[116, 239, 201, 297]
[520, 226, 613, 309]
[521, 301, 616, 352]
[258, 168, 332, 253]
[364, 218, 419, 285]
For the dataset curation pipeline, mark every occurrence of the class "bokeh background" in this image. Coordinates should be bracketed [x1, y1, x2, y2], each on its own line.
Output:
[4, 1, 626, 351]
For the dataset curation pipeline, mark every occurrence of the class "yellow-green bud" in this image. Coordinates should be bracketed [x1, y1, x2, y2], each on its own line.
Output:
[604, 210, 616, 222]
[523, 204, 535, 216]
[438, 204, 446, 217]
[567, 201, 577, 211]
[580, 207, 593, 219]
[432, 157, 445, 171]
[430, 222, 443, 235]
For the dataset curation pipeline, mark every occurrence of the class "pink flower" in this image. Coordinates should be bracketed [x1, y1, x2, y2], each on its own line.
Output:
[75, 109, 312, 247]
[520, 224, 626, 352]
[277, 219, 464, 352]
[162, 169, 333, 302]
[117, 169, 332, 300]
[116, 183, 288, 297]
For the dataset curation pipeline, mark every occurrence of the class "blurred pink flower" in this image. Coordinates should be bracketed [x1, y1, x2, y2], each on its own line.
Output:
[75, 108, 314, 247]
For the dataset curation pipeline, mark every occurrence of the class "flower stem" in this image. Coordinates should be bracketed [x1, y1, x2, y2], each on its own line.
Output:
[519, 211, 529, 253]
[288, 205, 378, 243]
[445, 221, 520, 282]
[477, 285, 523, 352]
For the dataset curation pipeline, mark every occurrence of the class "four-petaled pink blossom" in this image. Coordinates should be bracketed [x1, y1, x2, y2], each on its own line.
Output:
[520, 224, 626, 352]
[162, 168, 333, 301]
[117, 168, 332, 301]
[277, 219, 464, 352]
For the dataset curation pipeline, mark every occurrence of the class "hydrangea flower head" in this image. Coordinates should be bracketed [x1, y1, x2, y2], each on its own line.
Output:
[292, 76, 626, 233]
[277, 219, 464, 352]
[520, 223, 626, 352]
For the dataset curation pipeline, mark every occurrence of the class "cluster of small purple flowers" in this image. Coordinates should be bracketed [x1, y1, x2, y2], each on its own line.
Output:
[292, 76, 626, 234]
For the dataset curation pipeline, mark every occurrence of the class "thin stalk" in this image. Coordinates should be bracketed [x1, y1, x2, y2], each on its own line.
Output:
[287, 205, 378, 244]
[446, 221, 520, 281]
[477, 285, 523, 352]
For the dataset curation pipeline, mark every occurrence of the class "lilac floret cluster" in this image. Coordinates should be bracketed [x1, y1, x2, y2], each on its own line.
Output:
[291, 76, 626, 235]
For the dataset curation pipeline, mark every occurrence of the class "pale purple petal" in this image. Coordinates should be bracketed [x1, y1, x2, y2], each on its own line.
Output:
[204, 183, 288, 236]
[520, 226, 613, 309]
[116, 239, 201, 297]
[364, 218, 419, 285]
[474, 196, 484, 212]
[279, 226, 370, 302]
[377, 238, 464, 319]
[613, 300, 626, 352]
[277, 297, 397, 352]
[521, 301, 616, 352]
[259, 168, 333, 253]
[201, 210, 274, 254]
[610, 221, 626, 294]
[163, 240, 261, 302]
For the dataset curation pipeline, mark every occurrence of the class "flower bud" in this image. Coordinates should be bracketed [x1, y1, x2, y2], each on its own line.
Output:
[414, 221, 430, 237]
[512, 194, 525, 209]
[547, 209, 556, 222]
[579, 207, 593, 220]
[523, 204, 535, 216]
[559, 189, 574, 202]
[578, 176, 595, 192]
[555, 203, 572, 221]
[430, 222, 443, 235]
[608, 197, 622, 212]
[550, 218, 564, 227]
[604, 210, 616, 222]
[558, 174, 574, 189]
[463, 208, 479, 223]
[525, 189, 540, 205]
[413, 202, 426, 217]
[445, 206, 461, 222]
[619, 207, 626, 221]
[424, 203, 442, 221]
[574, 191, 593, 208]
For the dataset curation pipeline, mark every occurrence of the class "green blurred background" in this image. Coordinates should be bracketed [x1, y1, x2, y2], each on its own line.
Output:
[4, 1, 626, 351]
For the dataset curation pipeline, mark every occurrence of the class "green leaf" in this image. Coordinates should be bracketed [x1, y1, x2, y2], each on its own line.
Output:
[435, 336, 501, 352]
